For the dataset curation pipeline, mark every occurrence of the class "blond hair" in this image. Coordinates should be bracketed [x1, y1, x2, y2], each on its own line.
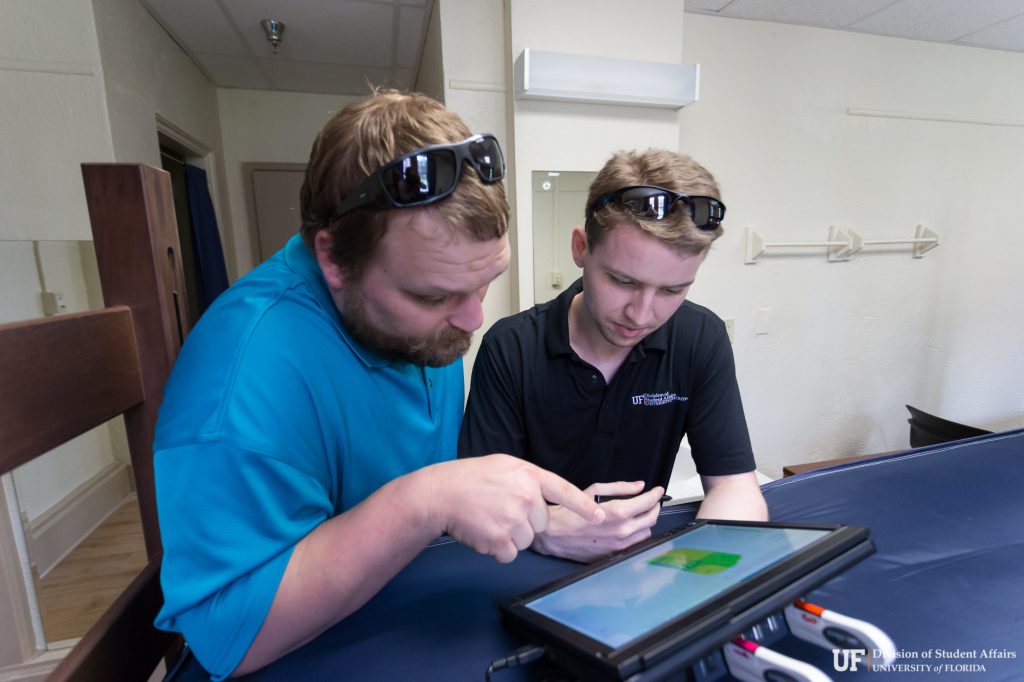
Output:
[585, 149, 723, 254]
[300, 89, 508, 277]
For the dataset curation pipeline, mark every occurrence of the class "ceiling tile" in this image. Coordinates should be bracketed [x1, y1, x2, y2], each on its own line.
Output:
[714, 0, 894, 29]
[850, 0, 1024, 41]
[221, 0, 394, 65]
[197, 53, 273, 89]
[139, 0, 1024, 96]
[397, 6, 426, 69]
[140, 0, 249, 56]
[955, 11, 1024, 52]
[260, 58, 397, 95]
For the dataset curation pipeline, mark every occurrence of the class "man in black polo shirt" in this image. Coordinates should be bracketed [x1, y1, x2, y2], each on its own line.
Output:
[459, 149, 767, 562]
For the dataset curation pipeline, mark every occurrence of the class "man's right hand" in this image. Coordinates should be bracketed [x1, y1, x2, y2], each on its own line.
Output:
[421, 455, 605, 563]
[531, 481, 664, 563]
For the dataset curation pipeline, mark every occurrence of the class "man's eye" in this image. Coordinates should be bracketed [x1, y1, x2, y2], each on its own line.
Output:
[611, 276, 635, 287]
[415, 294, 448, 306]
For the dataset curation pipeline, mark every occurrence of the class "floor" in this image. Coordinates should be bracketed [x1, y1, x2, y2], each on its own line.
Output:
[34, 498, 147, 643]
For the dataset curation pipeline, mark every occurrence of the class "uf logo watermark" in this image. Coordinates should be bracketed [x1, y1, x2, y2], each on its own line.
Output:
[833, 648, 868, 671]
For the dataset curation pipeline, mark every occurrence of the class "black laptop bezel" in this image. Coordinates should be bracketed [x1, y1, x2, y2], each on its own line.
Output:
[500, 519, 874, 681]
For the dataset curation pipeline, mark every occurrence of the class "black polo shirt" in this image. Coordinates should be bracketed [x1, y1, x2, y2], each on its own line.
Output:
[458, 278, 755, 489]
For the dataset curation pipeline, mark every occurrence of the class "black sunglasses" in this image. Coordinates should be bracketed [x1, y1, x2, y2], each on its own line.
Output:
[333, 134, 505, 220]
[588, 185, 726, 230]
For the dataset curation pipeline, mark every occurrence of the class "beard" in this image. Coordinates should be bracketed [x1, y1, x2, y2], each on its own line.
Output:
[339, 286, 472, 367]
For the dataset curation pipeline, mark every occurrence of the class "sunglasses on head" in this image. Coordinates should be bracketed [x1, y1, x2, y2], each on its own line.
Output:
[588, 185, 726, 231]
[333, 134, 505, 220]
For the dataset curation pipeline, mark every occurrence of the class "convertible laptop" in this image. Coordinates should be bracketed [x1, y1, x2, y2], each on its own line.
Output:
[501, 520, 873, 681]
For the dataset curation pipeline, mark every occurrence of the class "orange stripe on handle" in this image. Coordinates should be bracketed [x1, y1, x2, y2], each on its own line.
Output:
[795, 599, 826, 616]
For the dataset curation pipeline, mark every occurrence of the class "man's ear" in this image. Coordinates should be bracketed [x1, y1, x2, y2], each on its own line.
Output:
[570, 226, 588, 268]
[314, 230, 345, 290]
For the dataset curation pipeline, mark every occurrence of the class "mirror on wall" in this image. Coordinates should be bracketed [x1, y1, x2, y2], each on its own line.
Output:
[531, 171, 596, 305]
[0, 239, 142, 648]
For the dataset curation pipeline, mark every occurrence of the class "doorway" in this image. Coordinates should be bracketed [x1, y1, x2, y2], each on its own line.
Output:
[244, 163, 306, 265]
[159, 139, 203, 325]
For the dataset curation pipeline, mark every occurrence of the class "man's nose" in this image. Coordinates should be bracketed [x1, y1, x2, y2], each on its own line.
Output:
[625, 289, 656, 327]
[448, 294, 484, 332]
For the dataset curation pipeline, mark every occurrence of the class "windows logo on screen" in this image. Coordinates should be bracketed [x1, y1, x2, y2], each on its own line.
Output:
[648, 548, 741, 574]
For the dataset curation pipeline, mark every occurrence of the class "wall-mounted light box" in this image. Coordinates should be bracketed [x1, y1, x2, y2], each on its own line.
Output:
[513, 48, 700, 109]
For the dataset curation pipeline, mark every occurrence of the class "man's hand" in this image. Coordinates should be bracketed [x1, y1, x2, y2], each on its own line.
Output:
[531, 481, 664, 563]
[423, 455, 605, 563]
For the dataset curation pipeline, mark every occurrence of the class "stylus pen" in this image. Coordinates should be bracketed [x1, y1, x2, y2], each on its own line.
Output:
[594, 494, 672, 505]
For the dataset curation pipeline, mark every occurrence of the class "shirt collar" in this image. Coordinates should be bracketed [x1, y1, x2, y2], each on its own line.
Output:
[544, 276, 671, 359]
[283, 234, 392, 368]
[544, 279, 580, 357]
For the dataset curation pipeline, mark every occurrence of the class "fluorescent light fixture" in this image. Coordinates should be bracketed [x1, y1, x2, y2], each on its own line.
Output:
[514, 48, 699, 109]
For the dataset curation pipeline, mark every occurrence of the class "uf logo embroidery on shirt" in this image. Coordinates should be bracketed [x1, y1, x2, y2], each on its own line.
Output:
[631, 392, 688, 406]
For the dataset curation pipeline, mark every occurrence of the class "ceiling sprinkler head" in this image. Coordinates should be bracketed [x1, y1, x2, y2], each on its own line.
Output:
[260, 19, 285, 54]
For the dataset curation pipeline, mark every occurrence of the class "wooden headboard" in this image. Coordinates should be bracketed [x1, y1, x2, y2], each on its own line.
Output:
[0, 164, 191, 680]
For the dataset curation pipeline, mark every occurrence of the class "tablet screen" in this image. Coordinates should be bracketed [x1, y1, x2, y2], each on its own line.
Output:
[524, 524, 830, 648]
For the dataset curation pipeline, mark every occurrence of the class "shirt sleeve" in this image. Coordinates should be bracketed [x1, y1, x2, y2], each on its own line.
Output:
[154, 441, 332, 679]
[458, 332, 526, 459]
[685, 319, 757, 476]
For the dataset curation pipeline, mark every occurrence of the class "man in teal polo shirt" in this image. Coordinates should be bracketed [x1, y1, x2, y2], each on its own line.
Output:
[153, 90, 603, 679]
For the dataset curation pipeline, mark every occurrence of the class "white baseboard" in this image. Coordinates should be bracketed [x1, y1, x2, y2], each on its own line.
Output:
[0, 647, 65, 682]
[26, 463, 134, 578]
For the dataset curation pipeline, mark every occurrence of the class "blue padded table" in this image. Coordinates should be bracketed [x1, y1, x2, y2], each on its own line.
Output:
[178, 429, 1024, 681]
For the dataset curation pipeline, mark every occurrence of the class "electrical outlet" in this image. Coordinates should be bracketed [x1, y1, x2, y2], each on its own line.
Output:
[40, 291, 66, 316]
[755, 307, 772, 335]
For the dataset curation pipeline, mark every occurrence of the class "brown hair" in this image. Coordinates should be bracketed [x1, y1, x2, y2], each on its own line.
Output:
[300, 89, 508, 277]
[585, 149, 723, 254]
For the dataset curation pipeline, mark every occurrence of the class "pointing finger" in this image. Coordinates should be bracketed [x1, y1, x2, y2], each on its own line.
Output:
[537, 469, 605, 524]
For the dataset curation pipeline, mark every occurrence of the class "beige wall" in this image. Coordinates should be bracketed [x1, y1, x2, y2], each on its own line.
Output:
[216, 88, 362, 276]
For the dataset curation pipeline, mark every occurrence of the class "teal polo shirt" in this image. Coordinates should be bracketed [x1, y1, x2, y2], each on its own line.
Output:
[153, 235, 463, 679]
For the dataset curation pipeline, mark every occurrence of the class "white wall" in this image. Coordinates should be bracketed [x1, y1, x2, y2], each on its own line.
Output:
[0, 5, 247, 657]
[0, 1, 114, 242]
[0, 2, 119, 663]
[415, 0, 445, 102]
[435, 0, 511, 384]
[1, 0, 233, 526]
[2, 242, 126, 521]
[0, 1, 120, 520]
[507, 0, 687, 311]
[678, 15, 1024, 475]
[92, 0, 220, 167]
[216, 88, 363, 276]
[0, 239, 126, 528]
[91, 0, 235, 276]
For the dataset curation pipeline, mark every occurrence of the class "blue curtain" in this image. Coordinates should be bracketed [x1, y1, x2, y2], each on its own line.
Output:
[185, 164, 230, 312]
